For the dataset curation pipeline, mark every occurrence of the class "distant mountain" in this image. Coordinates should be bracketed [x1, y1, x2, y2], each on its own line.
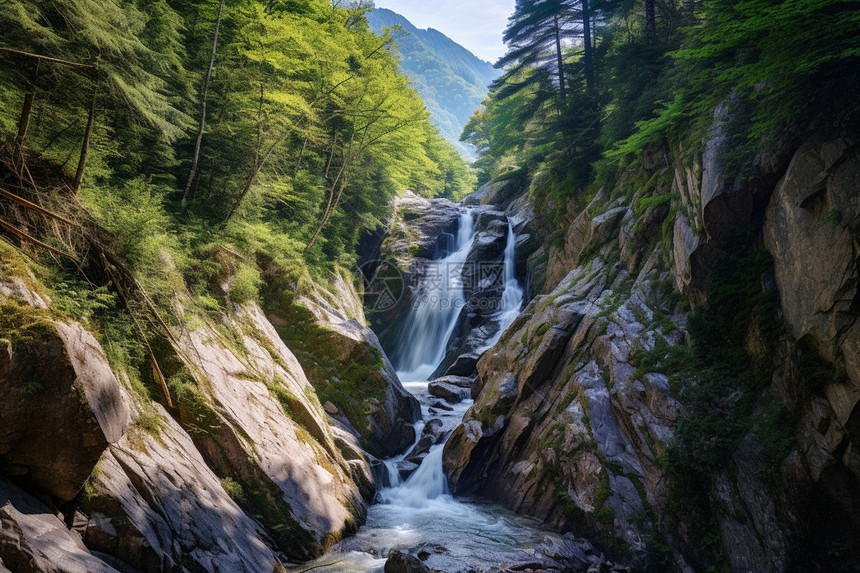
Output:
[366, 8, 500, 161]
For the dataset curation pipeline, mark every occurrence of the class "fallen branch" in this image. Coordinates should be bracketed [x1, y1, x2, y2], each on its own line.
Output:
[0, 218, 78, 261]
[0, 186, 77, 227]
[0, 47, 94, 69]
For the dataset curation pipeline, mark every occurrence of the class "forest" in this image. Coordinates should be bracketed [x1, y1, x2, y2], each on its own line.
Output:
[466, 0, 860, 195]
[0, 0, 474, 291]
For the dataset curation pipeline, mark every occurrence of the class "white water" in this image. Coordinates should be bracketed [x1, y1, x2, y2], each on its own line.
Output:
[286, 212, 552, 572]
[479, 220, 525, 351]
[394, 211, 476, 382]
[288, 382, 555, 573]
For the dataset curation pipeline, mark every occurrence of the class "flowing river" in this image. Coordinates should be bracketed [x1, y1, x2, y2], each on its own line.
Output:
[289, 209, 554, 572]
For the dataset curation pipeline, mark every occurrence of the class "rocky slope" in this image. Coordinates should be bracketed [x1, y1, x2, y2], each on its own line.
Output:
[0, 241, 418, 570]
[442, 132, 860, 570]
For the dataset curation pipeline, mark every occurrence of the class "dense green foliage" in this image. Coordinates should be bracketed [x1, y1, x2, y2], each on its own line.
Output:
[366, 8, 499, 162]
[0, 0, 475, 287]
[464, 0, 860, 191]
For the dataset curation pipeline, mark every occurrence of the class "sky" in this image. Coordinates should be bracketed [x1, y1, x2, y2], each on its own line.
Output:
[374, 0, 515, 63]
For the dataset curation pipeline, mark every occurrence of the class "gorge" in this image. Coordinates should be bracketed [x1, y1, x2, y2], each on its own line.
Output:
[1, 1, 859, 572]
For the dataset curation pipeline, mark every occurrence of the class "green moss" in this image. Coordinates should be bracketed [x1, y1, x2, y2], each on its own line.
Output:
[220, 477, 244, 500]
[260, 282, 387, 444]
[535, 322, 551, 337]
[635, 192, 673, 216]
[555, 390, 579, 415]
[229, 263, 262, 304]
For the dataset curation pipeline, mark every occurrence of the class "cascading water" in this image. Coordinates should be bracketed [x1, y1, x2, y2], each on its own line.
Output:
[479, 219, 525, 351]
[394, 211, 476, 382]
[289, 209, 554, 573]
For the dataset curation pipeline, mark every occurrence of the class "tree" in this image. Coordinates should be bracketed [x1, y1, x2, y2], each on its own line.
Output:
[182, 0, 225, 208]
[495, 0, 580, 106]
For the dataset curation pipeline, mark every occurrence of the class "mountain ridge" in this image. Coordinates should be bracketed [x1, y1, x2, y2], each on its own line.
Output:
[366, 7, 500, 161]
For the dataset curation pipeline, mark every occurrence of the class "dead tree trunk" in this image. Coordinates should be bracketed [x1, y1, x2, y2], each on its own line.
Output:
[182, 0, 226, 208]
[73, 85, 97, 193]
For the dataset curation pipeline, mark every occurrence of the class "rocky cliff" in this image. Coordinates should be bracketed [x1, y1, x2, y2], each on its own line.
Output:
[442, 132, 860, 570]
[0, 240, 418, 570]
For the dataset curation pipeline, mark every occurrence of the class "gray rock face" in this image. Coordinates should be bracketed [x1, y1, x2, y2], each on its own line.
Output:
[176, 303, 367, 559]
[84, 399, 280, 572]
[444, 249, 680, 554]
[765, 139, 860, 424]
[0, 477, 119, 572]
[0, 290, 129, 502]
[299, 274, 421, 457]
[444, 131, 860, 569]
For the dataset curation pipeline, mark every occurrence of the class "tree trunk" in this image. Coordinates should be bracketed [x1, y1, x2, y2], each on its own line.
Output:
[306, 144, 352, 251]
[182, 0, 226, 208]
[645, 0, 656, 42]
[15, 64, 40, 152]
[582, 0, 594, 89]
[73, 86, 97, 193]
[553, 16, 567, 104]
[293, 137, 308, 176]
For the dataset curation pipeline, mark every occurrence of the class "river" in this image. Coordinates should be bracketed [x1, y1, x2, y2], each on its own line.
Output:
[289, 208, 553, 573]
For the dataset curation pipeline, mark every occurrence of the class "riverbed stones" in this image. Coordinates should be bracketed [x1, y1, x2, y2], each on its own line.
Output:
[384, 549, 434, 573]
[405, 419, 446, 465]
[428, 377, 472, 403]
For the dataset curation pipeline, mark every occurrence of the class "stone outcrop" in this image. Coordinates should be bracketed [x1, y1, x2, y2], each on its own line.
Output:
[444, 133, 860, 570]
[764, 139, 860, 432]
[0, 241, 414, 570]
[298, 273, 421, 457]
[0, 281, 129, 503]
[0, 477, 120, 573]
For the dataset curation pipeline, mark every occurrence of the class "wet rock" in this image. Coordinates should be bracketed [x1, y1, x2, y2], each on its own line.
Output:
[406, 419, 446, 464]
[428, 380, 471, 403]
[444, 353, 480, 377]
[396, 461, 420, 481]
[384, 549, 433, 573]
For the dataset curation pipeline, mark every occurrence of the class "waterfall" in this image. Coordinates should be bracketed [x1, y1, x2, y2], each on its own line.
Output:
[379, 446, 450, 508]
[394, 211, 476, 382]
[480, 220, 524, 351]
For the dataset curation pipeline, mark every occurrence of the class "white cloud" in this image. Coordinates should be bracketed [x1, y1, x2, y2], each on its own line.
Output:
[374, 0, 514, 63]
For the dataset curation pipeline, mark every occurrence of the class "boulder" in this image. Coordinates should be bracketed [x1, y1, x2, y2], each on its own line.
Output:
[0, 304, 129, 502]
[0, 476, 119, 572]
[384, 549, 433, 573]
[406, 419, 446, 464]
[428, 380, 471, 404]
[444, 353, 480, 377]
